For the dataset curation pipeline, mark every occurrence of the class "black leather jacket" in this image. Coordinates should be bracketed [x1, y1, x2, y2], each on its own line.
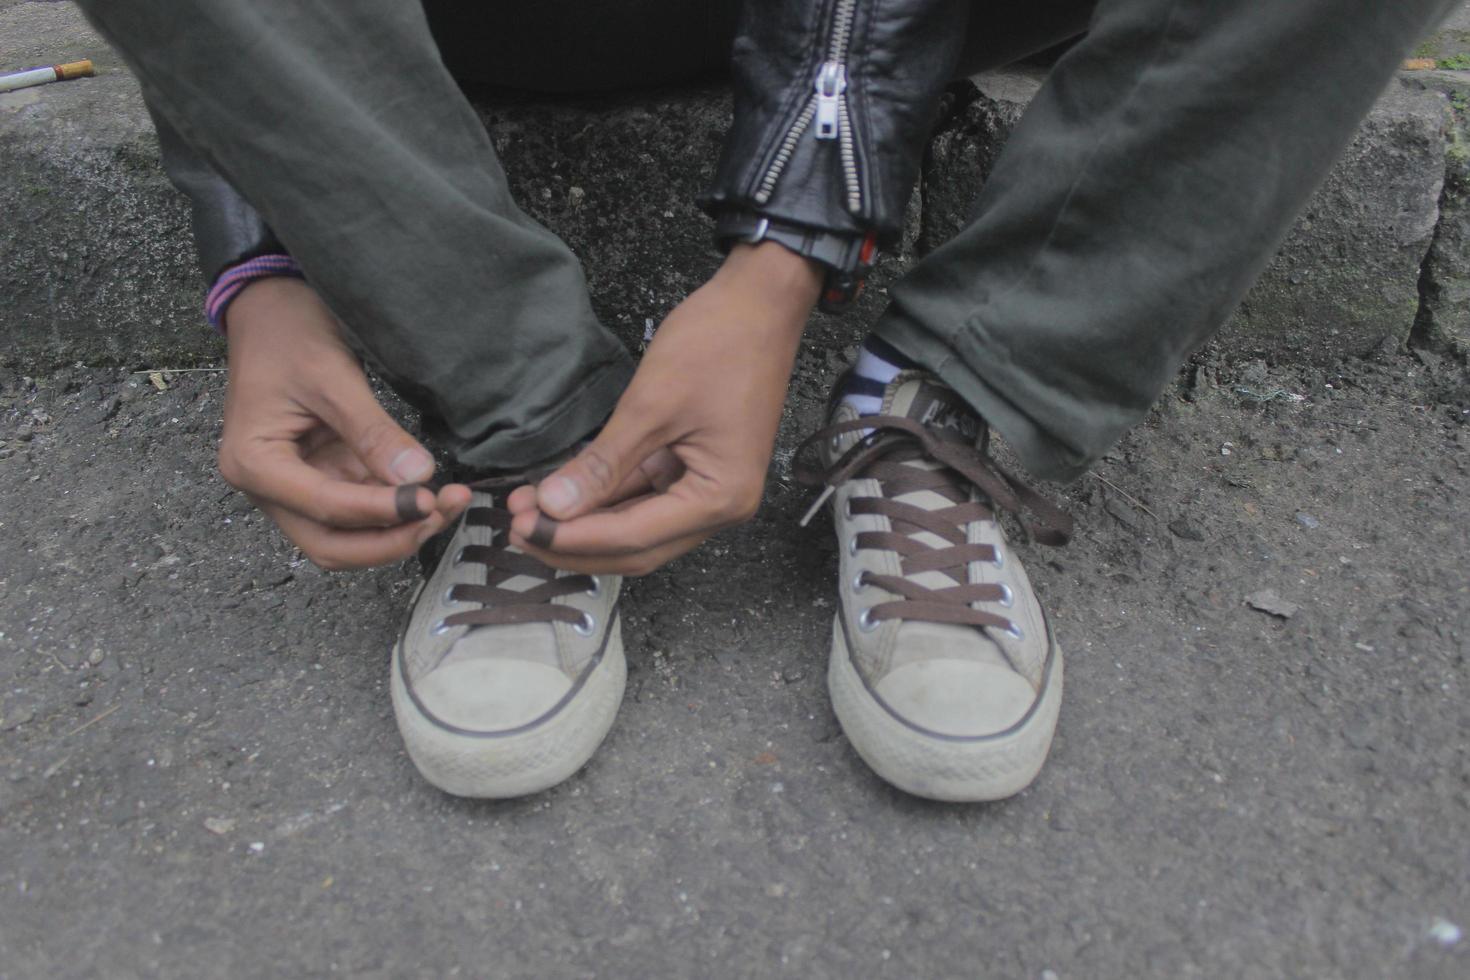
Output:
[702, 0, 966, 248]
[163, 0, 959, 294]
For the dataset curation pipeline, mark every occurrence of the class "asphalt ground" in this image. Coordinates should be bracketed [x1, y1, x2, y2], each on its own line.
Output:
[1, 346, 1467, 978]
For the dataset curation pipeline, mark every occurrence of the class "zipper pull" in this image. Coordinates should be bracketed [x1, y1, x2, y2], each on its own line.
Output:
[813, 61, 846, 140]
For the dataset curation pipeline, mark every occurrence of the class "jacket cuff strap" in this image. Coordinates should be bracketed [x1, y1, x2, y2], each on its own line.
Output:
[714, 211, 878, 313]
[205, 254, 304, 335]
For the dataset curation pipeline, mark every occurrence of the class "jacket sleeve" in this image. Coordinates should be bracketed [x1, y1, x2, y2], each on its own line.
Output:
[145, 101, 286, 283]
[699, 0, 971, 250]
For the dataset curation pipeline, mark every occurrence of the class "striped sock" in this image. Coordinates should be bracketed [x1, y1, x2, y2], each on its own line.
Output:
[837, 334, 920, 417]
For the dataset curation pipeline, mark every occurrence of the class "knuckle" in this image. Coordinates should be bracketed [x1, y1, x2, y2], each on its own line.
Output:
[217, 448, 247, 489]
[302, 486, 337, 526]
[304, 547, 344, 572]
[576, 446, 617, 492]
[734, 493, 762, 523]
[717, 486, 763, 524]
[353, 418, 398, 460]
[624, 556, 658, 577]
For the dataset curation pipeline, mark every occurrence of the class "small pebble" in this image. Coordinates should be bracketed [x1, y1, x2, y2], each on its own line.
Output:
[1429, 917, 1462, 948]
[1168, 517, 1206, 542]
[1294, 511, 1320, 529]
[1245, 589, 1300, 619]
[204, 817, 236, 836]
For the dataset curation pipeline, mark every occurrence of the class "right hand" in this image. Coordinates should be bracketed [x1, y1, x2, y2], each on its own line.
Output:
[218, 277, 470, 570]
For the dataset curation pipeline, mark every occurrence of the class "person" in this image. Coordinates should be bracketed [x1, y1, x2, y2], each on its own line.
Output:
[76, 0, 1456, 802]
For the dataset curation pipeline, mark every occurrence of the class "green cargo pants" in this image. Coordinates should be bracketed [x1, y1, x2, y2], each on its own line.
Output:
[76, 0, 1456, 480]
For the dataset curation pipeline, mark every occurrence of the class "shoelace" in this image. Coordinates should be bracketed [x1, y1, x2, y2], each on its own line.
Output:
[794, 415, 1072, 633]
[433, 478, 598, 636]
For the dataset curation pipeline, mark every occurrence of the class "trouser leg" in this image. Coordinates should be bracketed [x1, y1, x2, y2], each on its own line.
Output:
[878, 0, 1458, 482]
[75, 0, 634, 470]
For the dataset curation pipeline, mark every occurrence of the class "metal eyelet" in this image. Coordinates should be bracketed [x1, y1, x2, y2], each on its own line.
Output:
[443, 586, 458, 604]
[848, 535, 860, 557]
[857, 607, 879, 633]
[572, 612, 596, 638]
[585, 576, 602, 598]
[1003, 623, 1024, 641]
[830, 435, 843, 452]
[452, 546, 468, 565]
[842, 497, 853, 520]
[992, 550, 1005, 569]
[997, 583, 1014, 609]
[852, 571, 868, 594]
[431, 620, 453, 636]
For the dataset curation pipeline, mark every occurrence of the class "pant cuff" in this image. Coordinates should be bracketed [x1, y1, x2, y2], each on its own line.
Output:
[445, 350, 635, 472]
[873, 310, 1092, 484]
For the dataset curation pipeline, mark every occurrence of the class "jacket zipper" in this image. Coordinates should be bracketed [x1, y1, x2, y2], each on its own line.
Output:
[753, 0, 862, 214]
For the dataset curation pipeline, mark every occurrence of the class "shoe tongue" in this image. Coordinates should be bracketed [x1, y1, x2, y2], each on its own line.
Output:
[881, 372, 981, 444]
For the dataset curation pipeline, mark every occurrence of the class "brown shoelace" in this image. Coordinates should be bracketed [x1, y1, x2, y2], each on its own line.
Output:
[794, 415, 1072, 633]
[435, 479, 598, 634]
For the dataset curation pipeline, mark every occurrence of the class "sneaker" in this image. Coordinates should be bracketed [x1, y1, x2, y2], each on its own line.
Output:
[390, 477, 625, 798]
[796, 370, 1072, 801]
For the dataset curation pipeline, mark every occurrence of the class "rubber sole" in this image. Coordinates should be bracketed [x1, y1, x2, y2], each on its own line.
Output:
[390, 618, 626, 799]
[827, 616, 1062, 802]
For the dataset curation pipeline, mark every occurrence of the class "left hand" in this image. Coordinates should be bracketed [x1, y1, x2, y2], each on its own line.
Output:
[505, 242, 822, 575]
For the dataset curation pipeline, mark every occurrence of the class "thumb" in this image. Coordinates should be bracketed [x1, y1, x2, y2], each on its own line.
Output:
[309, 372, 435, 486]
[537, 409, 660, 520]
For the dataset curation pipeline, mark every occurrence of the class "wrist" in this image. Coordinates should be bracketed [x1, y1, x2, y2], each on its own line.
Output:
[718, 242, 823, 310]
[206, 253, 303, 334]
[224, 276, 337, 358]
[712, 212, 877, 313]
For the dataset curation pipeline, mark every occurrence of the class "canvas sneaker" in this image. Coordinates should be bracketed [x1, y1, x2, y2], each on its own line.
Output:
[390, 477, 624, 798]
[796, 370, 1072, 801]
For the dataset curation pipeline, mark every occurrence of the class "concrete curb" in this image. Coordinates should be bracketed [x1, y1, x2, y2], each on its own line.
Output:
[922, 67, 1466, 364]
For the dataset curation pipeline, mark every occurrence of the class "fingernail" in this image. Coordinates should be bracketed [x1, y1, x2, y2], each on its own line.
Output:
[528, 513, 559, 549]
[390, 447, 434, 483]
[394, 484, 428, 523]
[539, 475, 580, 513]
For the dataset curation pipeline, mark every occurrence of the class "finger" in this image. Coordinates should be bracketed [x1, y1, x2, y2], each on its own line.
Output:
[534, 404, 666, 520]
[305, 368, 437, 487]
[510, 473, 745, 558]
[609, 446, 684, 499]
[506, 484, 539, 515]
[395, 484, 427, 523]
[434, 483, 473, 520]
[233, 442, 435, 529]
[513, 445, 683, 518]
[518, 490, 664, 549]
[265, 503, 449, 571]
[512, 527, 713, 577]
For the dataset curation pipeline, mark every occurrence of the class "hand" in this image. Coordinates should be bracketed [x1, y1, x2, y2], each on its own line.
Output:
[505, 242, 822, 575]
[219, 277, 470, 569]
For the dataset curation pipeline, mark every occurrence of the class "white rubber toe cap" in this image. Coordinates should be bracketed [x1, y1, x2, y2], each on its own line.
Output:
[871, 660, 1036, 738]
[413, 659, 571, 732]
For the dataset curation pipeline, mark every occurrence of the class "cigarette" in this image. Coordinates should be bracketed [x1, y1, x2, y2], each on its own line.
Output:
[0, 60, 95, 94]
